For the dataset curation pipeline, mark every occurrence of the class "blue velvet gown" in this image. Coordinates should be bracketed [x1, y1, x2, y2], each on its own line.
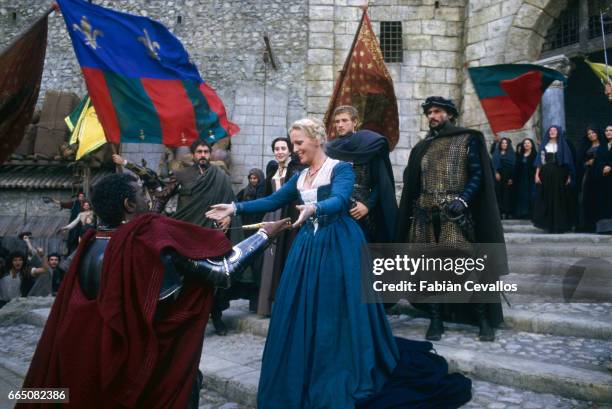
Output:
[235, 159, 471, 409]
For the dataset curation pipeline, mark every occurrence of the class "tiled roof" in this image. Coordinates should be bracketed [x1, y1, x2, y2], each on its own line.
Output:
[0, 162, 113, 190]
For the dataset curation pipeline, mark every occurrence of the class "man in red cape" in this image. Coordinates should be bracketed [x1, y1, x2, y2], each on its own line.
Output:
[18, 174, 289, 408]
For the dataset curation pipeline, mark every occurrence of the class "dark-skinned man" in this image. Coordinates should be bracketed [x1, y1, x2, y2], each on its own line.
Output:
[18, 173, 290, 409]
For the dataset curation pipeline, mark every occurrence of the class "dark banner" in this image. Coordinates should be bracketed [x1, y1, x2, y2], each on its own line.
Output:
[0, 12, 49, 164]
[323, 9, 399, 150]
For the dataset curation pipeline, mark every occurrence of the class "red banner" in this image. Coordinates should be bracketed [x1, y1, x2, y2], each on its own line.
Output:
[0, 12, 49, 164]
[324, 9, 399, 150]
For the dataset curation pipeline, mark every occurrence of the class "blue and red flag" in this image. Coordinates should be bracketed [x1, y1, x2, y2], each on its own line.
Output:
[57, 0, 238, 147]
[468, 64, 566, 134]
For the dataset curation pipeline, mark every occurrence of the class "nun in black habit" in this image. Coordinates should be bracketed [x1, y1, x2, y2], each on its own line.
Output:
[595, 124, 612, 234]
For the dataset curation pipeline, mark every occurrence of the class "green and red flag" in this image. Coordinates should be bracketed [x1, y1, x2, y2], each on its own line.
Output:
[323, 8, 399, 150]
[56, 0, 238, 147]
[0, 10, 49, 164]
[468, 64, 566, 134]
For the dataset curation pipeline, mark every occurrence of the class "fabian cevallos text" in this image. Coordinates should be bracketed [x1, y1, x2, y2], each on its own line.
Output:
[369, 254, 517, 293]
[372, 280, 517, 293]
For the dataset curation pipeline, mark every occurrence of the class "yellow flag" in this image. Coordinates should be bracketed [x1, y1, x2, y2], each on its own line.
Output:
[64, 97, 107, 160]
[585, 59, 612, 84]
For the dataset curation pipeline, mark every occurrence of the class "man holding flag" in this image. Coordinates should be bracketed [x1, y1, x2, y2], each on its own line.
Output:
[54, 0, 238, 149]
[52, 0, 244, 335]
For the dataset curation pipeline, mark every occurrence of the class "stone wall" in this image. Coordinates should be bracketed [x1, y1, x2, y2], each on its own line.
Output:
[0, 190, 72, 217]
[0, 0, 308, 190]
[306, 0, 467, 185]
[461, 0, 568, 144]
[1, 0, 572, 190]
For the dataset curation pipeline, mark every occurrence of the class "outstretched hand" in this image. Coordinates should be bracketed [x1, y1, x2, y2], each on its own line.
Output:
[206, 203, 234, 221]
[293, 204, 316, 229]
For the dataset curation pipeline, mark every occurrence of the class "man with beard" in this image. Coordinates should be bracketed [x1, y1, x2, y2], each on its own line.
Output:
[48, 253, 65, 295]
[115, 140, 246, 335]
[18, 173, 289, 409]
[396, 96, 507, 342]
[326, 106, 398, 242]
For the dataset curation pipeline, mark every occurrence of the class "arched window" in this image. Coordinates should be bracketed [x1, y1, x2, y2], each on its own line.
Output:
[542, 0, 612, 57]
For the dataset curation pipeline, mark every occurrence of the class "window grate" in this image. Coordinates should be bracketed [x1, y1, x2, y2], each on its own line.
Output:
[543, 2, 580, 51]
[588, 14, 612, 38]
[380, 21, 403, 63]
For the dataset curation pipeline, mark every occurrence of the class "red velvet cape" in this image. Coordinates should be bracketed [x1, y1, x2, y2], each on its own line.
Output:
[18, 213, 232, 408]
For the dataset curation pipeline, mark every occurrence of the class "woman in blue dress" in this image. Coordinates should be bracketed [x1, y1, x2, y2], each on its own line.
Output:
[207, 118, 470, 409]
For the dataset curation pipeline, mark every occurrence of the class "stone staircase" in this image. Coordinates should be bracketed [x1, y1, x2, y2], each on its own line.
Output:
[194, 219, 612, 407]
[0, 220, 611, 408]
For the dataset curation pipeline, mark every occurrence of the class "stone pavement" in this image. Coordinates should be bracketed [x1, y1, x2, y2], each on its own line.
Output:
[0, 220, 611, 408]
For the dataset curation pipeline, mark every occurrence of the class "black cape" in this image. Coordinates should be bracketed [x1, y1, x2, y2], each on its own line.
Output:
[396, 123, 507, 326]
[326, 130, 398, 242]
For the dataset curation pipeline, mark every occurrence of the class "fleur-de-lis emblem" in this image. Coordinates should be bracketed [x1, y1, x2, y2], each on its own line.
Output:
[180, 131, 187, 145]
[139, 129, 145, 140]
[73, 16, 103, 50]
[138, 29, 161, 60]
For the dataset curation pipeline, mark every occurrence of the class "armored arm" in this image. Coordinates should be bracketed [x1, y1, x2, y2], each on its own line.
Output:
[171, 229, 271, 288]
[124, 161, 164, 191]
[151, 176, 179, 213]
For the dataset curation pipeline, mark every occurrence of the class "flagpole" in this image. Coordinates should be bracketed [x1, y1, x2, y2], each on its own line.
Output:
[323, 6, 368, 128]
[600, 9, 610, 83]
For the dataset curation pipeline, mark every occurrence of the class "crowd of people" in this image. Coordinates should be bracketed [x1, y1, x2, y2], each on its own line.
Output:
[491, 125, 612, 234]
[10, 96, 612, 408]
[0, 234, 65, 307]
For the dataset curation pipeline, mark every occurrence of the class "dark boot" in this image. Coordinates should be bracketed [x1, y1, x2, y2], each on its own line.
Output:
[211, 310, 227, 336]
[476, 304, 495, 342]
[425, 303, 444, 341]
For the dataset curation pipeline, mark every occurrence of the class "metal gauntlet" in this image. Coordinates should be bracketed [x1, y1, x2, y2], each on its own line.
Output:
[173, 230, 271, 289]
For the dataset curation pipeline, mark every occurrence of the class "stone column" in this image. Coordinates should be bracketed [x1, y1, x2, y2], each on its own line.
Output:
[535, 55, 572, 134]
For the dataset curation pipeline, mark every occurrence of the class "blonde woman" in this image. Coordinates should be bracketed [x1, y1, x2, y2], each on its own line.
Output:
[206, 118, 470, 408]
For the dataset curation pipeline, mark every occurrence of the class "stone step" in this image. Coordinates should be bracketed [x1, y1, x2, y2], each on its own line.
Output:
[199, 329, 609, 409]
[504, 272, 612, 303]
[390, 318, 612, 403]
[503, 224, 544, 233]
[392, 300, 612, 341]
[211, 303, 612, 403]
[502, 220, 534, 226]
[505, 232, 612, 244]
[2, 299, 611, 407]
[505, 243, 612, 257]
[507, 256, 612, 276]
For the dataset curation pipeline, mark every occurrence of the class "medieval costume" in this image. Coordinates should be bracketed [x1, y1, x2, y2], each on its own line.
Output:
[513, 139, 537, 219]
[256, 154, 305, 316]
[59, 197, 83, 254]
[18, 213, 273, 409]
[235, 168, 267, 311]
[595, 133, 612, 233]
[576, 127, 603, 232]
[234, 159, 471, 409]
[326, 129, 398, 242]
[153, 162, 249, 333]
[61, 208, 97, 237]
[533, 126, 576, 233]
[491, 138, 516, 219]
[236, 168, 267, 226]
[396, 97, 507, 341]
